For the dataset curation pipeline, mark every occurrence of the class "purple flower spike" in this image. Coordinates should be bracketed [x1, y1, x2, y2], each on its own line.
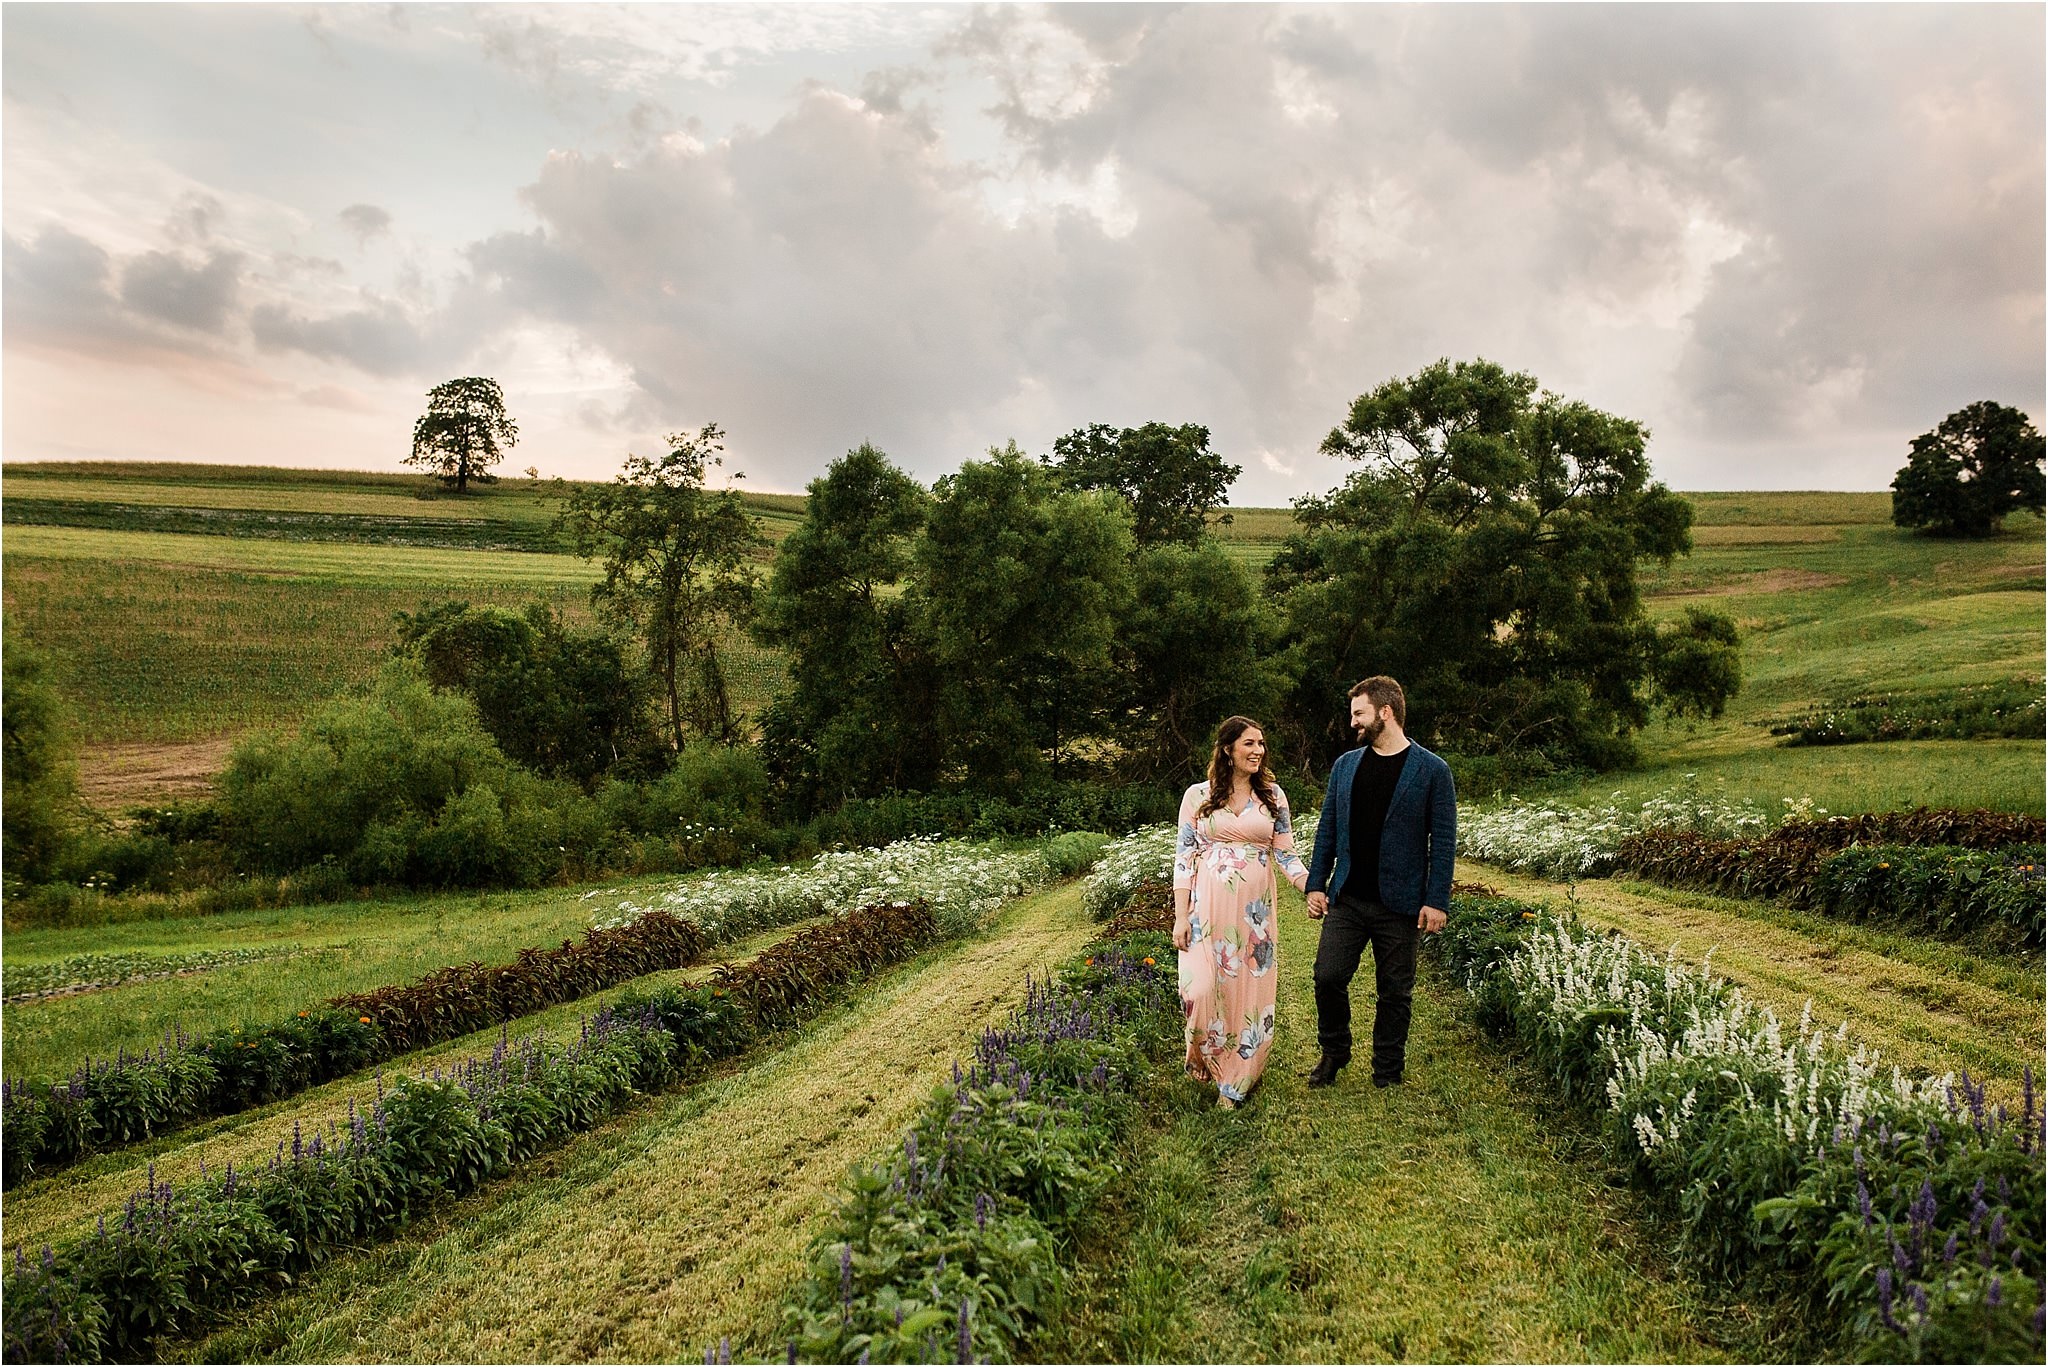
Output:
[1988, 1276, 2003, 1309]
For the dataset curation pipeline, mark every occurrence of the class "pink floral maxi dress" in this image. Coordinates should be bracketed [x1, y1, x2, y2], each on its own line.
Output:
[1174, 782, 1309, 1101]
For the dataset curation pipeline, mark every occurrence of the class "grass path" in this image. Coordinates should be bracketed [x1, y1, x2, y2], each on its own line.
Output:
[1046, 885, 1765, 1364]
[1469, 863, 2046, 1092]
[175, 881, 1101, 1363]
[1, 916, 826, 1253]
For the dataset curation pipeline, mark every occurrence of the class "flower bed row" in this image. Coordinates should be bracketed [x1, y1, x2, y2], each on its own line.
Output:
[779, 930, 1181, 1364]
[0, 912, 707, 1189]
[1770, 680, 2045, 746]
[1611, 821, 2046, 947]
[5, 834, 1089, 1190]
[1430, 893, 2046, 1362]
[1, 900, 943, 1365]
[2, 948, 307, 1005]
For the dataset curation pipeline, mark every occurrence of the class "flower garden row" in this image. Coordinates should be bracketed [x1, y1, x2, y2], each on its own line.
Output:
[2, 948, 307, 1006]
[1431, 892, 2045, 1362]
[1461, 792, 2046, 947]
[775, 927, 1180, 1362]
[1, 834, 1094, 1190]
[1, 898, 950, 1364]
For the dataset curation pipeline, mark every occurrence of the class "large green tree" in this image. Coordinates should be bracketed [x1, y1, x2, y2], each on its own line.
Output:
[1110, 539, 1282, 784]
[1890, 401, 2046, 537]
[407, 377, 518, 494]
[753, 443, 938, 805]
[914, 442, 1135, 784]
[1267, 358, 1739, 770]
[556, 424, 765, 750]
[392, 599, 662, 785]
[1045, 421, 1239, 545]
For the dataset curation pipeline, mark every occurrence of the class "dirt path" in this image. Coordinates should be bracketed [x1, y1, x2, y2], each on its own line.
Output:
[1469, 863, 2045, 1092]
[178, 881, 1100, 1363]
[75, 738, 237, 809]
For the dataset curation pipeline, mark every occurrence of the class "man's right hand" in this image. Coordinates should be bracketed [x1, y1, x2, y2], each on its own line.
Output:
[1306, 891, 1328, 920]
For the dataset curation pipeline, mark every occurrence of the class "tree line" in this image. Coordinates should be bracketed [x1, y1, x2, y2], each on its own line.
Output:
[29, 354, 1934, 906]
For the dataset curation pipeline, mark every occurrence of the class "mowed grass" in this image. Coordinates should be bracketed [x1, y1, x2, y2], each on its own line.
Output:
[170, 882, 1104, 1364]
[0, 871, 718, 1081]
[0, 914, 826, 1257]
[1044, 879, 1769, 1364]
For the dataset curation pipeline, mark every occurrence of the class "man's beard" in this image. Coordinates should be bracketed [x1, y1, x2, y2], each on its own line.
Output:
[1353, 716, 1385, 746]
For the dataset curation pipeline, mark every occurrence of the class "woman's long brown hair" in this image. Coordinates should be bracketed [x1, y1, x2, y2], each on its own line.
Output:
[1198, 715, 1282, 820]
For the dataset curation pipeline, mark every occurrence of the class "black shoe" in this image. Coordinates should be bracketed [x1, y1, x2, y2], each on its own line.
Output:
[1306, 1054, 1348, 1088]
[1371, 1073, 1404, 1088]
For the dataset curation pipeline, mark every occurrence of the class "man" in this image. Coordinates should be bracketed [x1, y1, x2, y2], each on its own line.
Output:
[1302, 676, 1456, 1088]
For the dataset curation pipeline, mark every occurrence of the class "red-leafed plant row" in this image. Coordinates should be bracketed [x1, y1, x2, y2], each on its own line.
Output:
[2, 912, 708, 1188]
[1611, 809, 2047, 948]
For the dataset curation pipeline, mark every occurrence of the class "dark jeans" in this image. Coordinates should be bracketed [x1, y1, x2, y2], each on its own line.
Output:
[1312, 892, 1418, 1082]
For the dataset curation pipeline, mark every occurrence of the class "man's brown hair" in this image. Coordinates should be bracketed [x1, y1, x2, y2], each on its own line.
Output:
[1349, 675, 1406, 728]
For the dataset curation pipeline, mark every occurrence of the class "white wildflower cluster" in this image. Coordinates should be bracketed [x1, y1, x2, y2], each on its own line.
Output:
[591, 835, 1069, 942]
[1500, 918, 1938, 1168]
[1082, 823, 1178, 918]
[1459, 778, 1774, 879]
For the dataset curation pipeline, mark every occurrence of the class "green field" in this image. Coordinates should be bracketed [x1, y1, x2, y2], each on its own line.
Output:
[1, 463, 2040, 817]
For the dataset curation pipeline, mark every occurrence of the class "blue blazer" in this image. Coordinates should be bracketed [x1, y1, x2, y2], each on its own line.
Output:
[1304, 742, 1457, 917]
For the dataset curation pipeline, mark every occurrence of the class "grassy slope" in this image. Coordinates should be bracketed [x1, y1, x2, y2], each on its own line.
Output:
[0, 915, 824, 1255]
[171, 881, 1103, 1364]
[1049, 879, 1758, 1363]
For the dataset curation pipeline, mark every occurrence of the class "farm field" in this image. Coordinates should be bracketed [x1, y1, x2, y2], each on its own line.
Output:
[2, 828, 2040, 1360]
[4, 463, 2039, 816]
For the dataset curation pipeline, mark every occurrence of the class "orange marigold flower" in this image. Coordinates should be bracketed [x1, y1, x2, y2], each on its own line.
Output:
[359, 1016, 373, 1024]
[297, 1011, 309, 1018]
[1143, 957, 1156, 966]
[1086, 957, 1095, 966]
[1878, 862, 1890, 869]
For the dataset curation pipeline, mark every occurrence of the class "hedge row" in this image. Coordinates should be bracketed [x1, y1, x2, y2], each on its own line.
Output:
[1, 901, 940, 1365]
[1431, 894, 2045, 1362]
[1, 912, 710, 1189]
[1612, 814, 2046, 947]
[780, 931, 1181, 1364]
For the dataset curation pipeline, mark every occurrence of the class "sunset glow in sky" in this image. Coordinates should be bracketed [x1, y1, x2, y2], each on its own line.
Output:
[4, 3, 2042, 500]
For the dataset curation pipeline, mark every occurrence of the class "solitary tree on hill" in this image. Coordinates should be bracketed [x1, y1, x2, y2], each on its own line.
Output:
[408, 377, 518, 494]
[1891, 401, 2046, 537]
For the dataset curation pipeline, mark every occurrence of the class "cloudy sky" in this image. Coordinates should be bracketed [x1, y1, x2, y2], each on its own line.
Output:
[4, 3, 2042, 501]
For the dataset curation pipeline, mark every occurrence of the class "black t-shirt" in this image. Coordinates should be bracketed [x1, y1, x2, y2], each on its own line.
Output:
[1338, 743, 1411, 905]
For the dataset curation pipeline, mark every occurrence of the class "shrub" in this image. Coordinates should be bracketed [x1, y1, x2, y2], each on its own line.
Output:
[2, 635, 83, 887]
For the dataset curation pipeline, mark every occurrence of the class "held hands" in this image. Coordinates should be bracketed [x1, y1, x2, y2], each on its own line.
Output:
[1305, 892, 1328, 920]
[1417, 905, 1447, 934]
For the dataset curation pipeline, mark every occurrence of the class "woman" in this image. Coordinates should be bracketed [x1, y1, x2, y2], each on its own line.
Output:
[1173, 715, 1309, 1108]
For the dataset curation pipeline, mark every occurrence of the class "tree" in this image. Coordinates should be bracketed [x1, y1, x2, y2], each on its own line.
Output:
[1266, 358, 1738, 771]
[555, 424, 766, 750]
[1044, 421, 1239, 545]
[391, 599, 662, 785]
[2, 635, 81, 883]
[407, 377, 518, 494]
[1111, 539, 1283, 784]
[914, 442, 1135, 784]
[1891, 401, 2046, 537]
[754, 443, 938, 805]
